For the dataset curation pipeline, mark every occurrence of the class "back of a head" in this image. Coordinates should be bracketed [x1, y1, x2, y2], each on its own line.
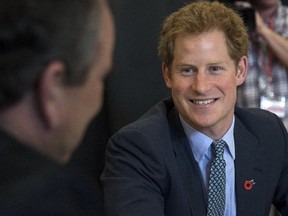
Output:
[158, 1, 249, 69]
[0, 0, 102, 109]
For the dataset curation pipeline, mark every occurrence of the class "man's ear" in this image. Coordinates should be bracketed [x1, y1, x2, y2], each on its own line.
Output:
[162, 63, 172, 88]
[36, 60, 67, 129]
[236, 56, 248, 86]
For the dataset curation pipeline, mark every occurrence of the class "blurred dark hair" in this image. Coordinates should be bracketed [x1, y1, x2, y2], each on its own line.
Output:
[0, 0, 102, 108]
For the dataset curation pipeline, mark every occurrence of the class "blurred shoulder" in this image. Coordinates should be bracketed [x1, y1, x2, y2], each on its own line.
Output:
[235, 106, 286, 134]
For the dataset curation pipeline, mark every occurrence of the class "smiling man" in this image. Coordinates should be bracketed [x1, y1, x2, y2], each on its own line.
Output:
[162, 30, 247, 140]
[101, 1, 288, 216]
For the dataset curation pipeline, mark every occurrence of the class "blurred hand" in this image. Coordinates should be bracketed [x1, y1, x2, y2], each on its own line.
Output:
[255, 11, 268, 36]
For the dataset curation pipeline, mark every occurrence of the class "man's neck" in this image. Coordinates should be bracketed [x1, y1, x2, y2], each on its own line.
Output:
[0, 97, 68, 165]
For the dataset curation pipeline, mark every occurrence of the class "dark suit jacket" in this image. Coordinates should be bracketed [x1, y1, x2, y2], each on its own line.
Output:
[0, 129, 103, 215]
[101, 97, 288, 216]
[0, 166, 103, 215]
[0, 129, 63, 195]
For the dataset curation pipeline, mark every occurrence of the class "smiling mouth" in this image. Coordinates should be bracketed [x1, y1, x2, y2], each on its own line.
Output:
[191, 99, 216, 105]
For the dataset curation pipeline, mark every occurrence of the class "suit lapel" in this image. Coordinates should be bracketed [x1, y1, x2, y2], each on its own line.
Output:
[234, 116, 265, 216]
[168, 109, 206, 216]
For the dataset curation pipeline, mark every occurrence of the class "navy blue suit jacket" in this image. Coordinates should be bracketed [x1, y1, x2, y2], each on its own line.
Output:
[102, 98, 288, 216]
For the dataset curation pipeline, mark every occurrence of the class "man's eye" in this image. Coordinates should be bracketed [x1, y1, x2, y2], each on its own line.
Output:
[209, 66, 223, 73]
[181, 68, 194, 75]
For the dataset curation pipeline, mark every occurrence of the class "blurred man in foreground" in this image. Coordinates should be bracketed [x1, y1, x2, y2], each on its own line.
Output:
[0, 0, 114, 214]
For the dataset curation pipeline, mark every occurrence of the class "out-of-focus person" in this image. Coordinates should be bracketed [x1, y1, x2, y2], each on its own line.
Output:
[0, 0, 114, 214]
[236, 0, 288, 129]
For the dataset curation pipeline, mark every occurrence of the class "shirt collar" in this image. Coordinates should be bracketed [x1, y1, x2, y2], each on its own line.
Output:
[179, 115, 236, 163]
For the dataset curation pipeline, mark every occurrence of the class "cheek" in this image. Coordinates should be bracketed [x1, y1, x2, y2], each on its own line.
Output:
[95, 83, 104, 110]
[171, 78, 191, 94]
[79, 76, 104, 119]
[222, 76, 238, 97]
[91, 79, 104, 114]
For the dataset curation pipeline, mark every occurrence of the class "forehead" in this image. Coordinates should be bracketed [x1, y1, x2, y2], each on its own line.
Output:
[174, 30, 228, 53]
[172, 30, 234, 65]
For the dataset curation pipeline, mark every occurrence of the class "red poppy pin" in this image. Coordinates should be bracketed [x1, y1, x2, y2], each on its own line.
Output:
[244, 179, 256, 190]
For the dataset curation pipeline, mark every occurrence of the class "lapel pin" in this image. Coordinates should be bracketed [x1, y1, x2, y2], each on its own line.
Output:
[244, 179, 256, 190]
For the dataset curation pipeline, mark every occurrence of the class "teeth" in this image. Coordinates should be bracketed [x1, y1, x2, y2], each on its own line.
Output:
[192, 99, 215, 105]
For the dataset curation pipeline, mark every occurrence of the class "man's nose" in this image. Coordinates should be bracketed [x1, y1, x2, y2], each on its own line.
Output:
[191, 71, 211, 93]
